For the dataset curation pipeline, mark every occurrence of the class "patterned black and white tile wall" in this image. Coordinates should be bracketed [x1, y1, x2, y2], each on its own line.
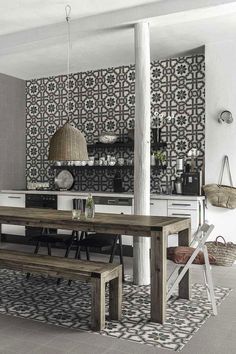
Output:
[26, 54, 205, 192]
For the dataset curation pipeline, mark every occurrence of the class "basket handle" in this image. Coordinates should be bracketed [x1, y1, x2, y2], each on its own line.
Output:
[218, 155, 234, 186]
[215, 235, 227, 246]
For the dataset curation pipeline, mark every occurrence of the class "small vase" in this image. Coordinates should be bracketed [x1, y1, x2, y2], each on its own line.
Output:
[85, 194, 95, 219]
[151, 154, 156, 166]
[85, 206, 95, 219]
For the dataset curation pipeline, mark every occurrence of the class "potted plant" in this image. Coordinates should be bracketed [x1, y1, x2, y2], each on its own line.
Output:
[153, 150, 166, 168]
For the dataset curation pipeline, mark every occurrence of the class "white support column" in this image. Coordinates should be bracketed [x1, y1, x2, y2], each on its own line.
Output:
[133, 22, 151, 285]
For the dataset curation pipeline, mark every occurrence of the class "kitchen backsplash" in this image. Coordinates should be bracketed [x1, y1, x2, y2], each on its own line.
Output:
[26, 54, 205, 192]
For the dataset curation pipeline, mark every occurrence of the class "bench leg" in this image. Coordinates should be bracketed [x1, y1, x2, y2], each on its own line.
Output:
[27, 241, 40, 280]
[91, 277, 105, 331]
[109, 268, 122, 321]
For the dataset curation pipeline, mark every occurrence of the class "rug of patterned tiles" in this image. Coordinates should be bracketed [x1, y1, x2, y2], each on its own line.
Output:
[0, 269, 231, 351]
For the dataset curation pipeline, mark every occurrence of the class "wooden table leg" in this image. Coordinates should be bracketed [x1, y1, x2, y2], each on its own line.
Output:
[91, 276, 105, 331]
[178, 227, 191, 299]
[150, 230, 167, 324]
[109, 266, 122, 320]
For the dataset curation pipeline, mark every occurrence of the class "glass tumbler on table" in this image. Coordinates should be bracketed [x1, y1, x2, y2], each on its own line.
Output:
[72, 209, 81, 220]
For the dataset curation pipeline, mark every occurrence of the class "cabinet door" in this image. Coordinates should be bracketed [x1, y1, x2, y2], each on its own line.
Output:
[167, 209, 197, 233]
[150, 199, 178, 246]
[168, 200, 198, 210]
[150, 199, 168, 216]
[167, 199, 200, 246]
[0, 193, 25, 236]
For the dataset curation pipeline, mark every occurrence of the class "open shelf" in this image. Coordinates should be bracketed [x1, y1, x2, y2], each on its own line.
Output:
[52, 165, 134, 170]
[51, 165, 166, 172]
[87, 141, 134, 149]
[87, 141, 167, 150]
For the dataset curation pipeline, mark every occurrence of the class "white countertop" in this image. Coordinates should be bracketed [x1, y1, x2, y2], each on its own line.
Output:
[0, 190, 205, 200]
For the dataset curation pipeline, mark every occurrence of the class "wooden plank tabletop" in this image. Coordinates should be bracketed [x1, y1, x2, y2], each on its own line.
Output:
[0, 206, 191, 237]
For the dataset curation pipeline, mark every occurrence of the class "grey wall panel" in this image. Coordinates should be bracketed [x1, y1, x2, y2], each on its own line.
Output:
[0, 73, 25, 189]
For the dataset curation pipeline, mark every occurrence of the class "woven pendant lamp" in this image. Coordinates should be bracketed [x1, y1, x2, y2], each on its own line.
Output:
[48, 5, 88, 161]
[48, 122, 88, 161]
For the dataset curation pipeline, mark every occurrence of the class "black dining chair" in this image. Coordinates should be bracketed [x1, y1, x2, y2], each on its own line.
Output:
[26, 198, 83, 280]
[26, 228, 74, 280]
[28, 198, 84, 258]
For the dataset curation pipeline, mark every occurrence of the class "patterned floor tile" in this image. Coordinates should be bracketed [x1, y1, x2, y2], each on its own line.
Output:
[0, 270, 231, 352]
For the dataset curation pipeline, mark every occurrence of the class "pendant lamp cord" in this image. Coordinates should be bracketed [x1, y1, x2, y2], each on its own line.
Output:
[65, 5, 71, 123]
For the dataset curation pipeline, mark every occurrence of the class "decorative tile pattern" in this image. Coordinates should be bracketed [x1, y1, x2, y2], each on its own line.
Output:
[0, 270, 231, 352]
[26, 55, 205, 192]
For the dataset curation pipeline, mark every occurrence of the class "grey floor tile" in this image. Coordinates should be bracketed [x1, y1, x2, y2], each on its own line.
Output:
[2, 339, 41, 354]
[33, 345, 71, 354]
[66, 332, 116, 348]
[45, 336, 87, 352]
[69, 342, 112, 354]
[0, 325, 32, 341]
[0, 350, 17, 354]
[110, 340, 156, 354]
[0, 336, 13, 350]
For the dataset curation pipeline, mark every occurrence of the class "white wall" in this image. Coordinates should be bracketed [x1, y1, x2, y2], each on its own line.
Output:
[205, 40, 236, 242]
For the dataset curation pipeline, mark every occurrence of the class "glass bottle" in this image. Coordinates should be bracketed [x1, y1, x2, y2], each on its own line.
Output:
[85, 193, 95, 219]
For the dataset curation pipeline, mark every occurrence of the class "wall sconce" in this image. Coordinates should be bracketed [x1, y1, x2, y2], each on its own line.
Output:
[218, 110, 233, 124]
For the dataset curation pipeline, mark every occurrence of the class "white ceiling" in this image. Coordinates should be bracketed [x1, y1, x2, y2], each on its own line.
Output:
[0, 0, 236, 80]
[0, 0, 159, 35]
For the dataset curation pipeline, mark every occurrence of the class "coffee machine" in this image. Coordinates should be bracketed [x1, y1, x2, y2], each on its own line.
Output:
[182, 171, 202, 196]
[174, 157, 202, 195]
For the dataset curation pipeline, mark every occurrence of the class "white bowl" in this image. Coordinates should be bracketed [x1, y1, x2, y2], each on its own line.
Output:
[99, 133, 118, 144]
[81, 161, 87, 166]
[87, 160, 94, 166]
[108, 161, 116, 166]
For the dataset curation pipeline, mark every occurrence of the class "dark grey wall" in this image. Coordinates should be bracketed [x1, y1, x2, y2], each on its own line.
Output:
[0, 73, 26, 189]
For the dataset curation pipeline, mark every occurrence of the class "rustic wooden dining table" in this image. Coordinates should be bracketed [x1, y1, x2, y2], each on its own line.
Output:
[0, 206, 191, 324]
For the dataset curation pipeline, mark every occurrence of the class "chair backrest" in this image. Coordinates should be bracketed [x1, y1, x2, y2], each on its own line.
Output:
[73, 198, 86, 212]
[190, 223, 214, 249]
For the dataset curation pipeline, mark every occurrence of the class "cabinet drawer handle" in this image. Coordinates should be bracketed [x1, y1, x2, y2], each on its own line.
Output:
[172, 213, 191, 216]
[108, 199, 116, 205]
[8, 196, 22, 199]
[171, 203, 191, 207]
[150, 202, 154, 205]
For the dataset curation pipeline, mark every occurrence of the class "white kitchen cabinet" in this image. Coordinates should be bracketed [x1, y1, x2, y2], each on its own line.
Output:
[167, 199, 198, 210]
[150, 197, 204, 246]
[0, 193, 25, 236]
[150, 198, 178, 246]
[168, 198, 202, 233]
[150, 199, 168, 216]
[167, 209, 197, 230]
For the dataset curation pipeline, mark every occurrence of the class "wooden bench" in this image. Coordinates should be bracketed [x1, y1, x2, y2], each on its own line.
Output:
[0, 249, 122, 331]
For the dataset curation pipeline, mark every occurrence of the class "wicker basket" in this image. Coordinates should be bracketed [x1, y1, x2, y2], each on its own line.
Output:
[203, 155, 236, 209]
[206, 236, 236, 266]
